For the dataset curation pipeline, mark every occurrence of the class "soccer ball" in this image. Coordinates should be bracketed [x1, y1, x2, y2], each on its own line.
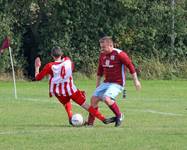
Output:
[71, 113, 84, 126]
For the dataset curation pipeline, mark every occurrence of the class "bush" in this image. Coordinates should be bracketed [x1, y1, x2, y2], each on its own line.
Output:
[0, 0, 186, 79]
[138, 57, 187, 80]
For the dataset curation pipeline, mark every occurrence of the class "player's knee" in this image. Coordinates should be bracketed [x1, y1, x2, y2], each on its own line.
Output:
[104, 96, 114, 106]
[91, 96, 99, 107]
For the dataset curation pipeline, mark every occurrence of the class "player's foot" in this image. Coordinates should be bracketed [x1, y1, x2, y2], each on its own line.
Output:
[69, 119, 73, 126]
[103, 117, 116, 124]
[115, 113, 124, 127]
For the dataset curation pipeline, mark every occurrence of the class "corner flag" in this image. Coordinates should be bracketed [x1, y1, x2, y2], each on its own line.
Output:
[0, 37, 10, 54]
[0, 36, 17, 99]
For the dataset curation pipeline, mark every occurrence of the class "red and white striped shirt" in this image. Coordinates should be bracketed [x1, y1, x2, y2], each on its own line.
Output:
[35, 57, 77, 97]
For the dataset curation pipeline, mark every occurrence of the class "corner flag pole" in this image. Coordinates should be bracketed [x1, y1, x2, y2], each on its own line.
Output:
[8, 46, 17, 99]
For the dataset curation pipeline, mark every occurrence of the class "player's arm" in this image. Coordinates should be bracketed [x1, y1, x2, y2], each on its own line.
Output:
[34, 57, 50, 81]
[119, 52, 141, 91]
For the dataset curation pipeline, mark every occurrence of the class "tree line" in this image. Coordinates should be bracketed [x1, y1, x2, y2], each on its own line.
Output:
[0, 0, 186, 79]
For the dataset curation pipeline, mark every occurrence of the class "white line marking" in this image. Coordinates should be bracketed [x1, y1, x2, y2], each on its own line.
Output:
[129, 109, 184, 116]
[3, 97, 185, 116]
[20, 97, 57, 103]
[144, 109, 184, 116]
[19, 97, 79, 106]
[0, 129, 64, 135]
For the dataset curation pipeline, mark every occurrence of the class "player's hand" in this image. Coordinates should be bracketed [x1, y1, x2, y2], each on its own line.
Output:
[132, 73, 141, 91]
[35, 57, 41, 77]
[134, 80, 141, 91]
[35, 57, 41, 68]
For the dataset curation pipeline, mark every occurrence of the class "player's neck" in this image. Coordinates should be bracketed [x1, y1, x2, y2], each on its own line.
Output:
[54, 56, 61, 62]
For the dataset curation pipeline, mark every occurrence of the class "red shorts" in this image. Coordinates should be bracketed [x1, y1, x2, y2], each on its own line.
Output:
[56, 90, 86, 106]
[56, 95, 70, 105]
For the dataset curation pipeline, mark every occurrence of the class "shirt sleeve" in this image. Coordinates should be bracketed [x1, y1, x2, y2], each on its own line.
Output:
[118, 51, 136, 74]
[35, 63, 51, 81]
[97, 54, 103, 77]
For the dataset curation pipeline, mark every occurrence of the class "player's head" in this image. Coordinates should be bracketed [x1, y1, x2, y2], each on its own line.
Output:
[51, 46, 63, 58]
[99, 36, 114, 54]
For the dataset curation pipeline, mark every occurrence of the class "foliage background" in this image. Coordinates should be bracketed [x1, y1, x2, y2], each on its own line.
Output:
[0, 0, 186, 79]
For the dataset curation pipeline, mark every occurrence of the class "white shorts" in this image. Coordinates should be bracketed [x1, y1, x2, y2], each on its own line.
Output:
[93, 82, 123, 101]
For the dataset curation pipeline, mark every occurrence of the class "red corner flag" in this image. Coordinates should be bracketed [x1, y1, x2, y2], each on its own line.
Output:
[0, 37, 10, 54]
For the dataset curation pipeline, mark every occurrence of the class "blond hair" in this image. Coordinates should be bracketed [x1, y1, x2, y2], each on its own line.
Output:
[99, 36, 113, 44]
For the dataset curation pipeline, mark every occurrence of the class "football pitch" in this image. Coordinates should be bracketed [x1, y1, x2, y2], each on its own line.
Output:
[0, 79, 187, 150]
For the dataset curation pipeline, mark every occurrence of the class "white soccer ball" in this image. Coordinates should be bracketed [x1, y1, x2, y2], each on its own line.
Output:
[71, 113, 84, 126]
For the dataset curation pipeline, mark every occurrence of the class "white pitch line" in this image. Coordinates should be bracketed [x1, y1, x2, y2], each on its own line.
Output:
[6, 97, 186, 116]
[0, 129, 63, 135]
[19, 97, 80, 106]
[129, 109, 184, 116]
[144, 109, 184, 116]
[19, 97, 56, 103]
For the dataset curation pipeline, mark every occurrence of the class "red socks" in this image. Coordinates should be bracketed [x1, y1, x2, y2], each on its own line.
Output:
[88, 106, 105, 122]
[87, 102, 121, 125]
[87, 107, 98, 125]
[64, 101, 73, 120]
[109, 102, 121, 117]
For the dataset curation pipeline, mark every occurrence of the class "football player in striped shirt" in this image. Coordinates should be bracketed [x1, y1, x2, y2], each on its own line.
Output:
[34, 46, 113, 126]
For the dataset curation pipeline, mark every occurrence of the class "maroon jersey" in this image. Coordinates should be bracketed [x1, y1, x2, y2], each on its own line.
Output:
[97, 48, 135, 86]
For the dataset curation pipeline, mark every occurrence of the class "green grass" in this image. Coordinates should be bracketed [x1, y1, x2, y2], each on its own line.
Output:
[0, 79, 187, 150]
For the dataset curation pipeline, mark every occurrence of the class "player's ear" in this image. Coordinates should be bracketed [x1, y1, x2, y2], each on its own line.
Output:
[51, 55, 55, 60]
[61, 52, 64, 57]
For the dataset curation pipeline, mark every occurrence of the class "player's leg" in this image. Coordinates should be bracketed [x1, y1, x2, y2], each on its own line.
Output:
[56, 95, 73, 125]
[63, 101, 73, 124]
[103, 83, 124, 127]
[86, 96, 100, 126]
[104, 96, 123, 127]
[70, 90, 112, 124]
[86, 83, 109, 125]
